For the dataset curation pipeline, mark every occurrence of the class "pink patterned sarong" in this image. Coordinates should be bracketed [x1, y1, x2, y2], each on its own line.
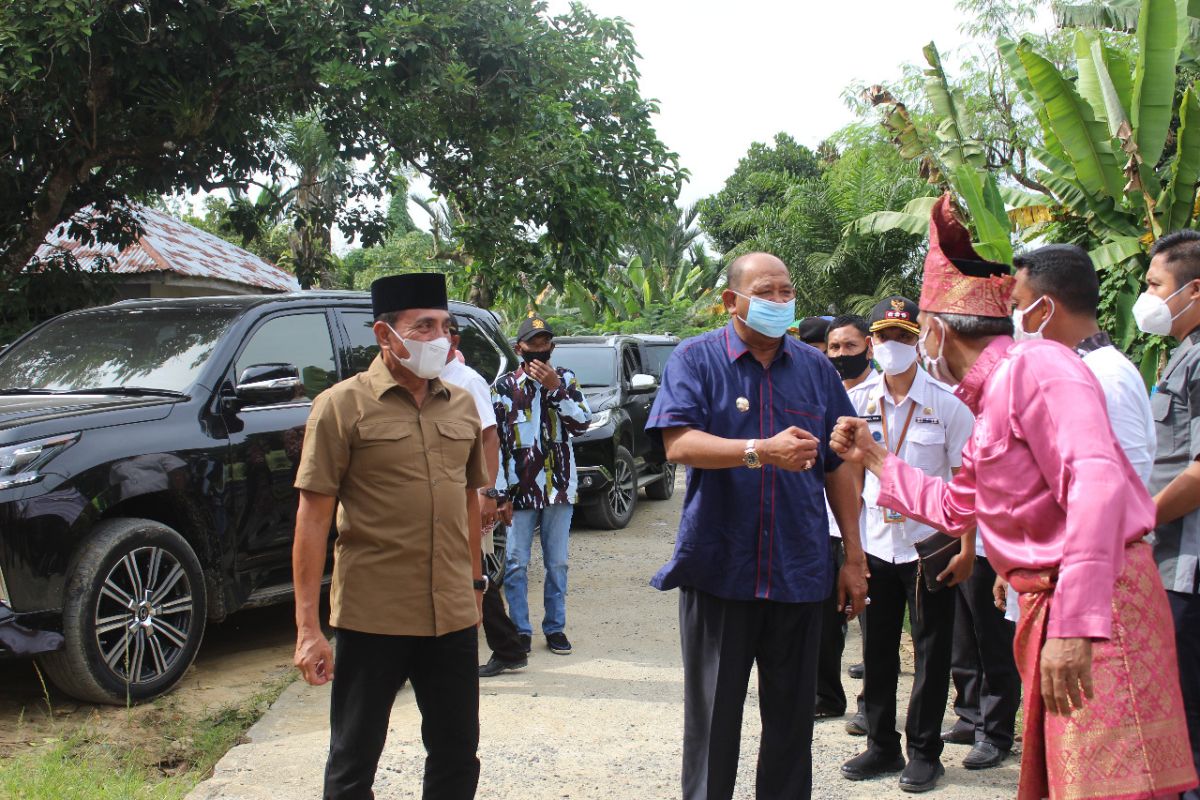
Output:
[1011, 541, 1197, 800]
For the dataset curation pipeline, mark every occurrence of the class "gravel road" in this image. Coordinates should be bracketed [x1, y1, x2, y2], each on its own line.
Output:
[189, 478, 1020, 799]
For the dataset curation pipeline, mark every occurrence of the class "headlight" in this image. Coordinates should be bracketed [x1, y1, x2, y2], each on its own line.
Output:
[587, 410, 612, 431]
[0, 432, 80, 490]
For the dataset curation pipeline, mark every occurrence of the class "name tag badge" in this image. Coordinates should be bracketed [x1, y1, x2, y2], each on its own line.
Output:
[915, 416, 940, 425]
[883, 508, 905, 524]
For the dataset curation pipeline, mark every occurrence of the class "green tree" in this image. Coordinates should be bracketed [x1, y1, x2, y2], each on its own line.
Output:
[0, 0, 682, 298]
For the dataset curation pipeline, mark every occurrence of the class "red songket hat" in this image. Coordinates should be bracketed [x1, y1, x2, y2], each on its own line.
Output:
[918, 193, 1015, 318]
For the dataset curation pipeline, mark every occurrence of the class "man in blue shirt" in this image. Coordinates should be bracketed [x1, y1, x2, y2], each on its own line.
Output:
[648, 252, 870, 800]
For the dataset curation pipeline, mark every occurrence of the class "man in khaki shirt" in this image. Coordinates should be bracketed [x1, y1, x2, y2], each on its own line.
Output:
[292, 273, 488, 800]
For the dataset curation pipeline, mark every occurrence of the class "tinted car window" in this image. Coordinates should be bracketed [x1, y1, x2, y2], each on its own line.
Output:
[0, 306, 240, 393]
[341, 311, 379, 376]
[236, 313, 336, 400]
[641, 344, 677, 379]
[553, 346, 617, 388]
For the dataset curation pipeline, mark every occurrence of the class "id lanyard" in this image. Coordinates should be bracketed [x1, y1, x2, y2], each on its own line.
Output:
[879, 399, 917, 524]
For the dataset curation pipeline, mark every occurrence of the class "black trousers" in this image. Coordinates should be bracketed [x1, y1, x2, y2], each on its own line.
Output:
[862, 554, 955, 762]
[324, 626, 480, 800]
[1169, 590, 1200, 800]
[679, 586, 821, 800]
[949, 555, 1019, 750]
[816, 536, 848, 713]
[482, 569, 525, 663]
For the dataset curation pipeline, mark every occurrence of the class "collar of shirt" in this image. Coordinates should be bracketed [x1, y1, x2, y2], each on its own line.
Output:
[366, 353, 449, 401]
[723, 321, 793, 365]
[954, 336, 1014, 415]
[1074, 331, 1113, 356]
[868, 365, 933, 412]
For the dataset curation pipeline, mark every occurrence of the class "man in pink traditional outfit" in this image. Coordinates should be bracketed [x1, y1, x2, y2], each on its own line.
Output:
[830, 194, 1198, 800]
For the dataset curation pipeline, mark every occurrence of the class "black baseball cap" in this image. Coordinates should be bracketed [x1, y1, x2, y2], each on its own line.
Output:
[794, 316, 831, 344]
[869, 296, 921, 336]
[516, 313, 554, 343]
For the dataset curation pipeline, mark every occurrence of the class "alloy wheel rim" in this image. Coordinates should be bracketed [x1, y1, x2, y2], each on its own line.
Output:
[93, 546, 194, 685]
[610, 459, 635, 518]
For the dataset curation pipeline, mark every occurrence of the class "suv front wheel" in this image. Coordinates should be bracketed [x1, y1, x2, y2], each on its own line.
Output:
[39, 518, 207, 705]
[585, 445, 637, 530]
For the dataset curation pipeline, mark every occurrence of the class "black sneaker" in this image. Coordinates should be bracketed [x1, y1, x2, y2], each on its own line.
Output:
[478, 655, 528, 678]
[546, 632, 572, 654]
[848, 662, 865, 679]
[518, 634, 531, 654]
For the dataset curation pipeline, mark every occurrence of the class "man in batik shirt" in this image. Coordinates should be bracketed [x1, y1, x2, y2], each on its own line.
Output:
[493, 314, 591, 656]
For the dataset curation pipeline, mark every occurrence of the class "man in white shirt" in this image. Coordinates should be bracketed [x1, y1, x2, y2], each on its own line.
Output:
[840, 297, 975, 794]
[1011, 244, 1156, 484]
[816, 316, 881, 722]
[440, 321, 527, 677]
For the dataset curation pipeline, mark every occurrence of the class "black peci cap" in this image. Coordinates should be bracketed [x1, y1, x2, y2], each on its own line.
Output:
[869, 295, 921, 336]
[516, 312, 554, 343]
[370, 273, 448, 319]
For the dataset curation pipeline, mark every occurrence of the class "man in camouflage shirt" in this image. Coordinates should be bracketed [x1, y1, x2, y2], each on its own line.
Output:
[493, 314, 591, 655]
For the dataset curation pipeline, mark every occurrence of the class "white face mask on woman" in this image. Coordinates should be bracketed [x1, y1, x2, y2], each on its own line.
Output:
[872, 339, 919, 376]
[385, 325, 450, 379]
[1132, 282, 1197, 336]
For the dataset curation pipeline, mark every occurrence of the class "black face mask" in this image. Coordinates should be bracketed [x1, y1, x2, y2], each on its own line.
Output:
[828, 350, 870, 381]
[522, 350, 552, 365]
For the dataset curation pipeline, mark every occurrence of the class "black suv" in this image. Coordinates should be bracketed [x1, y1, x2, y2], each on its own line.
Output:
[552, 334, 679, 530]
[0, 292, 516, 704]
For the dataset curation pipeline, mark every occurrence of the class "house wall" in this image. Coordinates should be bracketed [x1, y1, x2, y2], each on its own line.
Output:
[113, 273, 284, 300]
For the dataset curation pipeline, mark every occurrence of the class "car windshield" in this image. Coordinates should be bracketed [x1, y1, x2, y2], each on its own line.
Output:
[553, 346, 617, 387]
[0, 305, 242, 394]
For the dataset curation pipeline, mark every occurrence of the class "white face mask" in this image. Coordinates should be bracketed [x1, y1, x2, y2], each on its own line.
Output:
[872, 339, 919, 376]
[1012, 296, 1055, 343]
[385, 325, 451, 380]
[1133, 282, 1197, 336]
[918, 318, 951, 384]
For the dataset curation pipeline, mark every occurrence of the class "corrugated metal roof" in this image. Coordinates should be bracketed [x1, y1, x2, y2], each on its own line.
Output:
[32, 205, 301, 292]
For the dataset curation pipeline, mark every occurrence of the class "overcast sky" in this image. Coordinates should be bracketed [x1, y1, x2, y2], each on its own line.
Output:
[543, 0, 977, 205]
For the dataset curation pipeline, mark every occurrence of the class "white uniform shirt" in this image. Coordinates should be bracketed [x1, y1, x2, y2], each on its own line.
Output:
[863, 367, 975, 563]
[826, 369, 883, 539]
[1081, 345, 1156, 486]
[440, 359, 497, 430]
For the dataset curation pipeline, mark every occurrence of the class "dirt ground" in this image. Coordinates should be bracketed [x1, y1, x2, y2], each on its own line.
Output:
[0, 594, 309, 760]
[190, 476, 1021, 800]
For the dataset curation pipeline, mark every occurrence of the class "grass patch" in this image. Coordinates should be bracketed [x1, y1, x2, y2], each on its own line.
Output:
[0, 670, 295, 800]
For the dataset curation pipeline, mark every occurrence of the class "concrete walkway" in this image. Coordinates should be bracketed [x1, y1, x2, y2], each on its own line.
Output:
[188, 487, 1020, 799]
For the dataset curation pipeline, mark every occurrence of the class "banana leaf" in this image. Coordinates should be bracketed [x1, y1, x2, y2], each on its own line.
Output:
[1132, 0, 1180, 169]
[1018, 42, 1126, 201]
[923, 42, 981, 169]
[1096, 40, 1135, 125]
[1090, 236, 1146, 269]
[1160, 84, 1200, 230]
[1000, 37, 1071, 166]
[1140, 339, 1167, 389]
[846, 196, 940, 238]
[1075, 31, 1111, 129]
[1115, 286, 1141, 350]
[953, 165, 1013, 264]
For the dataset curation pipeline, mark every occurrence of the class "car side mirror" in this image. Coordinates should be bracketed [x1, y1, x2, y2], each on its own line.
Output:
[234, 363, 304, 406]
[630, 373, 658, 393]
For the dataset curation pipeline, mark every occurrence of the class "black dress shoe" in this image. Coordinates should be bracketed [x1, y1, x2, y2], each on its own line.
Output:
[848, 662, 865, 679]
[841, 749, 905, 781]
[478, 655, 528, 678]
[962, 742, 1007, 770]
[940, 723, 975, 745]
[899, 759, 945, 793]
[845, 711, 868, 736]
[518, 634, 531, 654]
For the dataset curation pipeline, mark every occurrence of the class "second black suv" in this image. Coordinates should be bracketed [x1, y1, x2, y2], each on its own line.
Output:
[552, 334, 679, 529]
[0, 292, 516, 704]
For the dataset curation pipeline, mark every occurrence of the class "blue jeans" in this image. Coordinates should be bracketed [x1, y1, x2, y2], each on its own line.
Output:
[504, 505, 572, 636]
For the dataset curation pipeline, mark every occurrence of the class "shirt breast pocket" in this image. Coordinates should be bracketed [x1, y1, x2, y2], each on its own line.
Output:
[1152, 387, 1187, 452]
[435, 420, 476, 483]
[513, 409, 537, 448]
[355, 420, 419, 477]
[905, 425, 946, 472]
